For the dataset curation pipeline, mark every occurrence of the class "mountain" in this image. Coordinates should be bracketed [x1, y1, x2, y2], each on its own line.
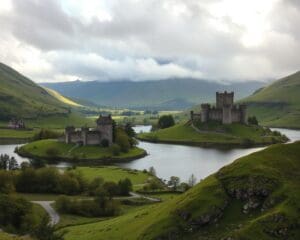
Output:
[42, 79, 265, 110]
[242, 71, 300, 128]
[0, 62, 79, 121]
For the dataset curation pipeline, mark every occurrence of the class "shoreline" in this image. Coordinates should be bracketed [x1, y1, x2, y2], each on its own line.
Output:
[16, 147, 148, 165]
[136, 136, 286, 149]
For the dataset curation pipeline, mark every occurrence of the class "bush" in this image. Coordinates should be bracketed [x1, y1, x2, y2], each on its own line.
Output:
[115, 129, 131, 153]
[55, 193, 120, 217]
[111, 144, 121, 156]
[118, 178, 132, 196]
[33, 129, 62, 140]
[158, 115, 175, 129]
[0, 194, 35, 234]
[0, 171, 15, 193]
[248, 116, 258, 125]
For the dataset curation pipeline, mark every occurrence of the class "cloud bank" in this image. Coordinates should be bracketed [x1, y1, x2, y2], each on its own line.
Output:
[0, 0, 299, 82]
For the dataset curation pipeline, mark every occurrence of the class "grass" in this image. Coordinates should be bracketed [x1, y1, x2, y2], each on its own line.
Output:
[0, 128, 38, 139]
[242, 71, 300, 128]
[18, 139, 146, 162]
[61, 141, 300, 240]
[0, 232, 32, 240]
[138, 122, 287, 147]
[73, 166, 152, 190]
[44, 87, 82, 107]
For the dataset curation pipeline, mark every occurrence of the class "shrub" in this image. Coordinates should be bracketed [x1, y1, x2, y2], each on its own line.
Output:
[158, 115, 175, 129]
[115, 130, 131, 153]
[33, 129, 62, 140]
[111, 144, 121, 156]
[118, 178, 132, 196]
[248, 116, 259, 125]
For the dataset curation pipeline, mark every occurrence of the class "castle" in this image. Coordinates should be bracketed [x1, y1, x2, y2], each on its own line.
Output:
[8, 119, 25, 129]
[64, 115, 113, 146]
[190, 91, 247, 124]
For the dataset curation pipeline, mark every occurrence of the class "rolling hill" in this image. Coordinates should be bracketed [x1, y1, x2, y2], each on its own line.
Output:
[242, 71, 300, 128]
[42, 79, 264, 110]
[0, 62, 73, 120]
[0, 62, 93, 128]
[63, 141, 300, 240]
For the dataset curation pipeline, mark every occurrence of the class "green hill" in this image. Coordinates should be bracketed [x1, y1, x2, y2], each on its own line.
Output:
[138, 122, 288, 147]
[63, 141, 300, 240]
[0, 62, 72, 120]
[242, 71, 300, 128]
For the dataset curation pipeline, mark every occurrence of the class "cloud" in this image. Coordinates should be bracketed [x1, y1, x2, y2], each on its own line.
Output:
[0, 0, 299, 82]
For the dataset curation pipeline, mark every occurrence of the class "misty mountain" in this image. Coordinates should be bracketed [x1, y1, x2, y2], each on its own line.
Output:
[42, 78, 265, 110]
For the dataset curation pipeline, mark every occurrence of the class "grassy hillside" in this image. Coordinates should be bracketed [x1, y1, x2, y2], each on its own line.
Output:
[62, 141, 300, 240]
[42, 79, 264, 110]
[0, 62, 71, 120]
[138, 122, 288, 147]
[242, 71, 300, 128]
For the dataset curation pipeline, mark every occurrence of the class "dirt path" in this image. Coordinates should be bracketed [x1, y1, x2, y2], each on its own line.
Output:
[32, 201, 59, 225]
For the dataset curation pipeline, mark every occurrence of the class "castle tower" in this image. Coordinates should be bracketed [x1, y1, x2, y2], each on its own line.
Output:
[96, 114, 113, 145]
[65, 126, 75, 144]
[201, 104, 210, 122]
[216, 91, 234, 108]
[81, 127, 89, 146]
[222, 104, 232, 124]
[239, 104, 247, 124]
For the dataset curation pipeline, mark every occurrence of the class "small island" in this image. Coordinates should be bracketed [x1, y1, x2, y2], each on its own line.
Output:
[138, 92, 288, 147]
[17, 115, 146, 163]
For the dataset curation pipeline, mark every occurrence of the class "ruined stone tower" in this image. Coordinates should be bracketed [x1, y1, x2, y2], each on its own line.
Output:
[190, 91, 247, 124]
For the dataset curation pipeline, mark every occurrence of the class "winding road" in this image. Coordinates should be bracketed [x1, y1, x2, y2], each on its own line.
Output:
[31, 192, 160, 226]
[32, 201, 59, 226]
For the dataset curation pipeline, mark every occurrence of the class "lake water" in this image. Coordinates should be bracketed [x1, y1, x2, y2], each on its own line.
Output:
[0, 126, 299, 183]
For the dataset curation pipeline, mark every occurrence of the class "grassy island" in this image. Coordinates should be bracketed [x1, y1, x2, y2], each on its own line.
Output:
[138, 121, 288, 147]
[17, 139, 146, 163]
[62, 141, 300, 240]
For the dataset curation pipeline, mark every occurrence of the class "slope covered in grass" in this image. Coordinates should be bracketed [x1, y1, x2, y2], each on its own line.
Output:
[0, 62, 71, 120]
[138, 122, 288, 147]
[62, 141, 300, 240]
[242, 71, 300, 128]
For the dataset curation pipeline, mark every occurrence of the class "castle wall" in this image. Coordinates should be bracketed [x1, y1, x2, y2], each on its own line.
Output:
[208, 109, 223, 121]
[86, 132, 101, 145]
[231, 109, 242, 123]
[216, 92, 234, 108]
[69, 132, 82, 144]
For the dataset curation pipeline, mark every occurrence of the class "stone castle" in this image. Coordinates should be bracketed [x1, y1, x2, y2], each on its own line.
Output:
[190, 91, 247, 124]
[64, 115, 113, 146]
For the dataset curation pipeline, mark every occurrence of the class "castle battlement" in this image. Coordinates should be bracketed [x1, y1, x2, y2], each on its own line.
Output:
[190, 92, 247, 124]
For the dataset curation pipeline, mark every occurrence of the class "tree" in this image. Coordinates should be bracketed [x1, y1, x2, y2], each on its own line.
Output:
[149, 166, 157, 176]
[158, 115, 175, 129]
[8, 157, 18, 170]
[248, 116, 258, 125]
[168, 176, 180, 191]
[33, 215, 65, 240]
[188, 174, 197, 187]
[118, 178, 132, 196]
[115, 129, 131, 152]
[124, 123, 136, 137]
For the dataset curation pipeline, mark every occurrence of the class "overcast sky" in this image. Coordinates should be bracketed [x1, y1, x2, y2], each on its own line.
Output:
[0, 0, 299, 83]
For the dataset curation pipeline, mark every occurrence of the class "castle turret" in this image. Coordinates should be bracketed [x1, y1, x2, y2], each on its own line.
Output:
[96, 114, 113, 145]
[65, 126, 75, 144]
[239, 104, 247, 124]
[216, 91, 234, 108]
[201, 104, 210, 122]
